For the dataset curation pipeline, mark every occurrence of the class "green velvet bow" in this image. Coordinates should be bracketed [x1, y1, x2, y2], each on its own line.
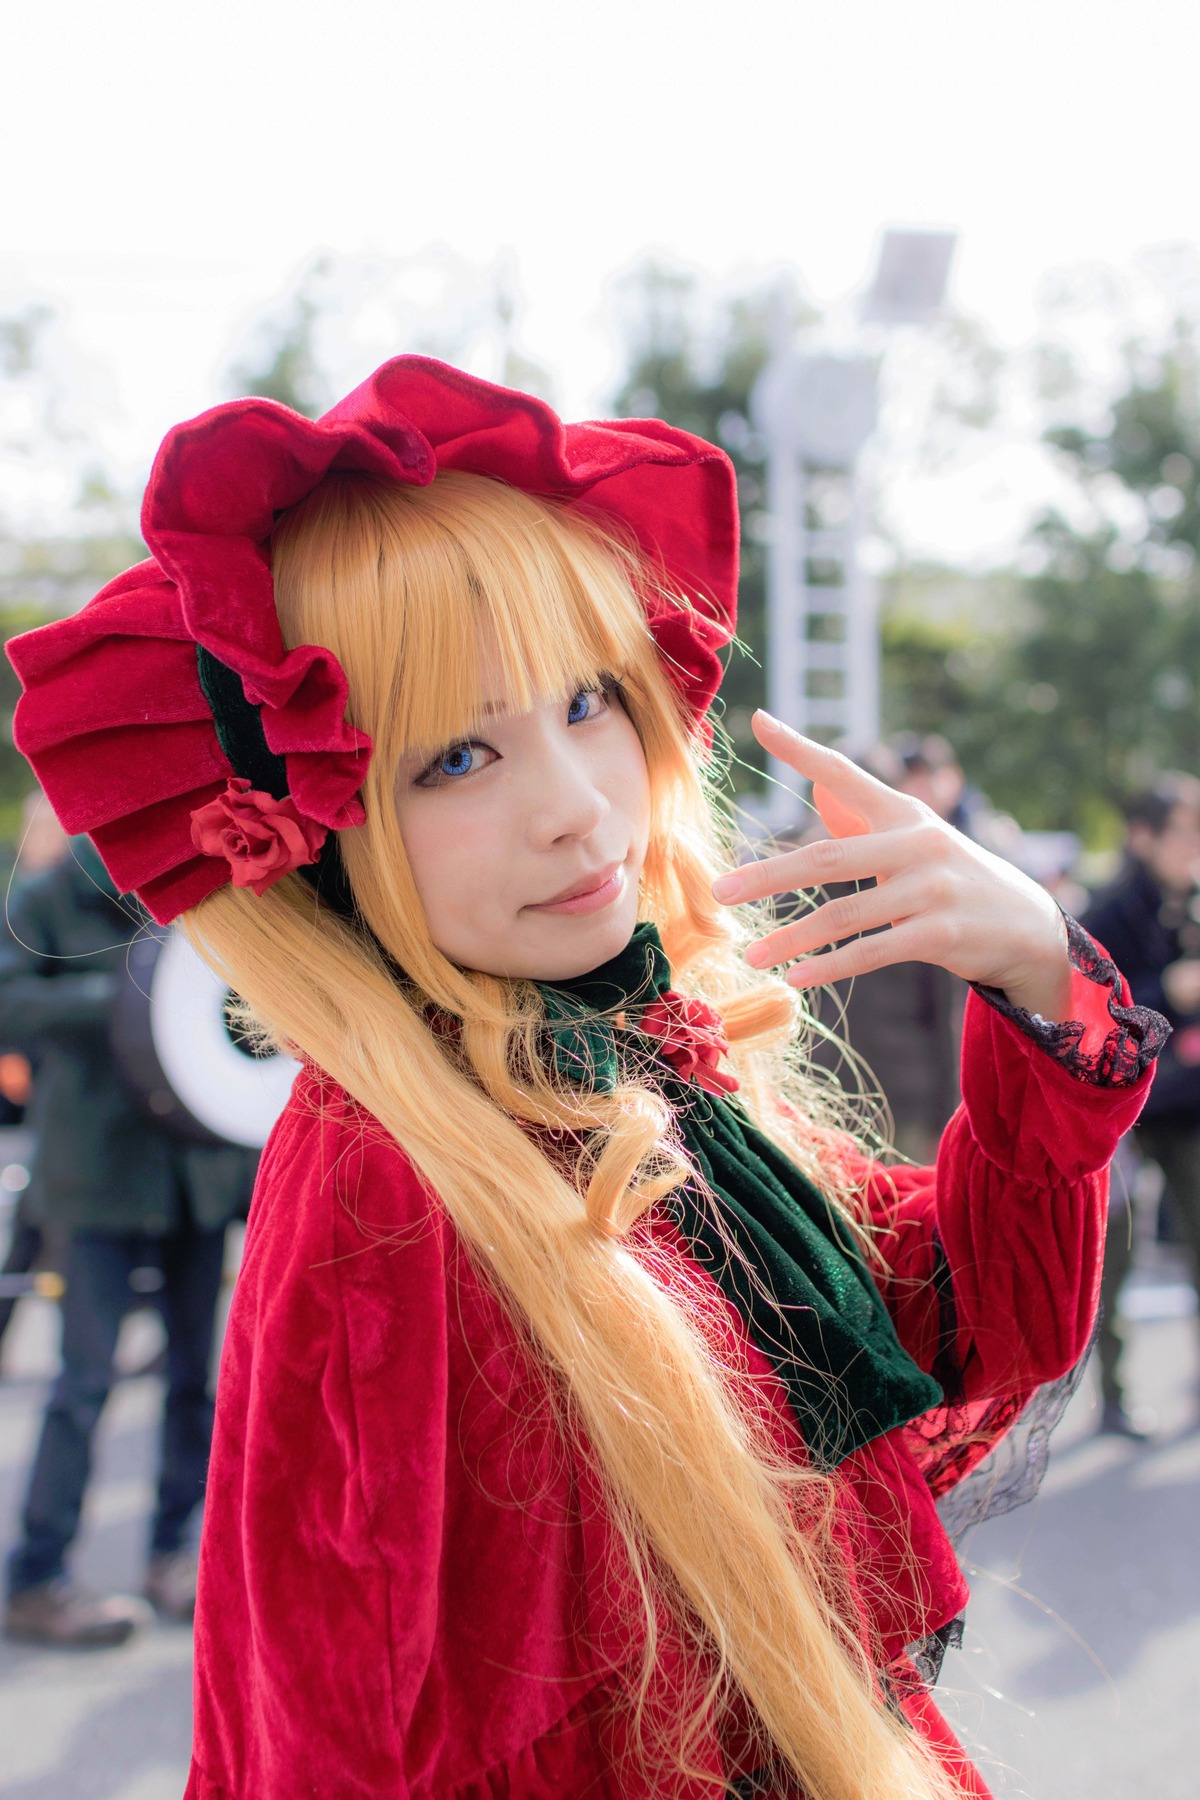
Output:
[538, 923, 942, 1466]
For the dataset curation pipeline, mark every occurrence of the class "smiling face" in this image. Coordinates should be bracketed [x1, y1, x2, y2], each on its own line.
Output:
[270, 469, 698, 997]
[393, 674, 651, 980]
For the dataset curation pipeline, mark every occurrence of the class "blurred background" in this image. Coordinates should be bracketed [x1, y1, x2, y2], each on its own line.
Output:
[1, 3, 1198, 1796]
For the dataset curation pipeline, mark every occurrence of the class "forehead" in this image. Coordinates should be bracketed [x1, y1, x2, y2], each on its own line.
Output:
[471, 630, 562, 713]
[399, 626, 602, 757]
[391, 570, 630, 759]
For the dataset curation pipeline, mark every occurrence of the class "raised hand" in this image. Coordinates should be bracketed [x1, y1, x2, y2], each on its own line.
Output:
[712, 712, 1072, 1021]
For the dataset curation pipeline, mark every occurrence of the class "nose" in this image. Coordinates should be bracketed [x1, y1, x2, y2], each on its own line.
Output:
[525, 737, 609, 849]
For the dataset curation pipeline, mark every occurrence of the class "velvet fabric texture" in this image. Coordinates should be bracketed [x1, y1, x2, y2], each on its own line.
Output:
[185, 945, 1159, 1800]
[6, 358, 738, 924]
[540, 924, 943, 1465]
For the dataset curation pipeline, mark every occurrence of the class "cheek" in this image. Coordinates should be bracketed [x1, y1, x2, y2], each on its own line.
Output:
[395, 799, 499, 922]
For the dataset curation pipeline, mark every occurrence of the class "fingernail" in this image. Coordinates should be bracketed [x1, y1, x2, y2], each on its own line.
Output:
[744, 940, 770, 967]
[712, 874, 742, 902]
[753, 709, 782, 731]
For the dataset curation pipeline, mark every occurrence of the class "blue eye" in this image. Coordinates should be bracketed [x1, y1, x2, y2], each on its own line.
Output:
[438, 744, 481, 778]
[567, 686, 607, 725]
[416, 740, 495, 787]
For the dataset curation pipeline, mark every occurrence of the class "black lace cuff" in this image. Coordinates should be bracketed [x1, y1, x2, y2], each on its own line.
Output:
[970, 915, 1170, 1087]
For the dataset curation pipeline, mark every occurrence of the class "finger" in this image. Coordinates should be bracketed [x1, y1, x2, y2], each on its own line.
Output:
[783, 918, 934, 989]
[812, 782, 870, 839]
[745, 873, 926, 968]
[713, 819, 943, 906]
[752, 712, 913, 828]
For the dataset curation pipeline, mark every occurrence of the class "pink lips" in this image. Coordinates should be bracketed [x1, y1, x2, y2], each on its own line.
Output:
[528, 864, 625, 916]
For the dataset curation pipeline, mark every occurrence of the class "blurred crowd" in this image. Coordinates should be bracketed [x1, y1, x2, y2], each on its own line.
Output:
[0, 743, 1198, 1654]
[785, 734, 1200, 1440]
[0, 792, 257, 1647]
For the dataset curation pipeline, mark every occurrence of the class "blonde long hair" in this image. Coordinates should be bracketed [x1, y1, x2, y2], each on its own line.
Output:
[183, 472, 958, 1799]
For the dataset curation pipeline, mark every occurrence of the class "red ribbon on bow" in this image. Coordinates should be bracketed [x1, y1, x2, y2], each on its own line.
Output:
[638, 991, 740, 1096]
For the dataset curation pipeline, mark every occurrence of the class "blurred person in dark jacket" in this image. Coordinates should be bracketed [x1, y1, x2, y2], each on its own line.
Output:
[0, 788, 70, 1351]
[0, 1051, 38, 1349]
[0, 840, 256, 1647]
[1084, 773, 1200, 1433]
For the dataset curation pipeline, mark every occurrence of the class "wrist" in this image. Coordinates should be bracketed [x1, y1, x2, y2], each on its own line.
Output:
[989, 916, 1073, 1021]
[997, 965, 1074, 1021]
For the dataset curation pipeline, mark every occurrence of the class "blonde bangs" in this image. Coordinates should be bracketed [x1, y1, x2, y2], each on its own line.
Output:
[271, 469, 668, 772]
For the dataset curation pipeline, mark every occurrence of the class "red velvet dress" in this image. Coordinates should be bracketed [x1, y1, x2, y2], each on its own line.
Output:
[184, 950, 1160, 1800]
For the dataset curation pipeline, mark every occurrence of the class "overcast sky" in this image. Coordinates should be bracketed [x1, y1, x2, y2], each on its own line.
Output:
[6, 0, 1200, 557]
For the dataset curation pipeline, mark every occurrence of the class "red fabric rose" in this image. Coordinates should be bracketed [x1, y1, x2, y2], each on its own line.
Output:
[190, 778, 326, 897]
[638, 991, 739, 1096]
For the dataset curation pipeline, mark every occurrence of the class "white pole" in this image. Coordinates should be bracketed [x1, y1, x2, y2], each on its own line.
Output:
[764, 437, 807, 825]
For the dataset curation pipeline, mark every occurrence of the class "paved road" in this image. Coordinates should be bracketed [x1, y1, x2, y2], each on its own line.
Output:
[0, 1253, 1196, 1798]
[0, 1305, 193, 1800]
[938, 1280, 1200, 1799]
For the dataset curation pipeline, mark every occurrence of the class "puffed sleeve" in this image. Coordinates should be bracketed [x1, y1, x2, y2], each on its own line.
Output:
[857, 922, 1168, 1403]
[185, 1069, 446, 1800]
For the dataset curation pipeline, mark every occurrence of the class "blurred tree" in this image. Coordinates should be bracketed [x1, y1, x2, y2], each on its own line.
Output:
[608, 263, 1016, 800]
[1044, 323, 1200, 541]
[885, 311, 1005, 473]
[827, 319, 1200, 846]
[223, 249, 555, 420]
[0, 599, 54, 842]
[878, 606, 992, 744]
[226, 265, 329, 418]
[958, 528, 1175, 841]
[0, 306, 143, 845]
[983, 323, 1200, 841]
[1, 306, 55, 388]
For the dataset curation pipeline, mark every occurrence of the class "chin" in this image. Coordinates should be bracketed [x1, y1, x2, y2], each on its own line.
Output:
[509, 901, 639, 983]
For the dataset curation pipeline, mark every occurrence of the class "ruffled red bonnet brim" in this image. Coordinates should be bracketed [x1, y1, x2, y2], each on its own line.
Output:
[8, 355, 738, 923]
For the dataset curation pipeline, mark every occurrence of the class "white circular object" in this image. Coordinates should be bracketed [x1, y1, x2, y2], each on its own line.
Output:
[149, 930, 299, 1148]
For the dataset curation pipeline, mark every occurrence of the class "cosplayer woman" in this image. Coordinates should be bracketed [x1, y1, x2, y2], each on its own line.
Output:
[8, 360, 1165, 1799]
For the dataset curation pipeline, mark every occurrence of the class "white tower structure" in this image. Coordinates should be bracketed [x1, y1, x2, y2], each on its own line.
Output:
[752, 351, 880, 767]
[751, 230, 956, 825]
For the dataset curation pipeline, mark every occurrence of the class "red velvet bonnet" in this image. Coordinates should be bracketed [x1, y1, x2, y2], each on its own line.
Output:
[7, 356, 739, 924]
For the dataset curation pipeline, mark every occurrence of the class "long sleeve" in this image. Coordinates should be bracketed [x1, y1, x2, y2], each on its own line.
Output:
[858, 926, 1165, 1404]
[800, 936, 1169, 1682]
